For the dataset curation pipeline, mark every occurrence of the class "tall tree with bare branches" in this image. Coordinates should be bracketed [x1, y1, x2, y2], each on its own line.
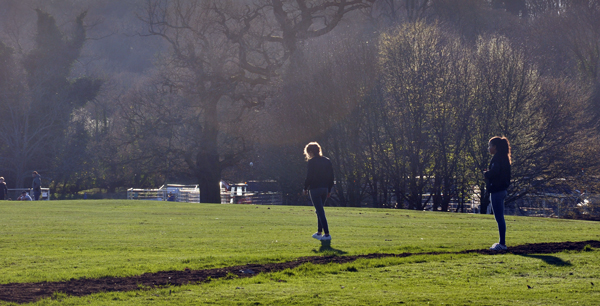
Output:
[0, 9, 101, 188]
[140, 0, 371, 203]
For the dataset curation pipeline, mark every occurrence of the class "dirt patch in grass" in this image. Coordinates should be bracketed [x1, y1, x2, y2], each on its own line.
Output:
[1, 240, 599, 304]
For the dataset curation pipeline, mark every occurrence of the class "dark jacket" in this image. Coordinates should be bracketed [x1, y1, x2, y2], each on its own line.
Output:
[0, 182, 7, 200]
[304, 156, 334, 193]
[32, 174, 42, 191]
[484, 154, 511, 193]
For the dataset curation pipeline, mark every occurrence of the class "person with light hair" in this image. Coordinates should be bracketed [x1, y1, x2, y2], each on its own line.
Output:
[0, 177, 7, 200]
[303, 142, 335, 241]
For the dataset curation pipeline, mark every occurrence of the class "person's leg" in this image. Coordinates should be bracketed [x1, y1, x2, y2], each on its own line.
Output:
[490, 190, 507, 245]
[309, 189, 323, 233]
[316, 209, 323, 234]
[310, 188, 329, 235]
[319, 190, 330, 235]
[317, 218, 323, 234]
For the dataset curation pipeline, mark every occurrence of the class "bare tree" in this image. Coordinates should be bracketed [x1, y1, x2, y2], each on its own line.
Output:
[468, 35, 598, 214]
[0, 10, 100, 188]
[371, 0, 431, 24]
[379, 22, 453, 209]
[429, 38, 474, 211]
[527, 1, 600, 135]
[139, 0, 371, 203]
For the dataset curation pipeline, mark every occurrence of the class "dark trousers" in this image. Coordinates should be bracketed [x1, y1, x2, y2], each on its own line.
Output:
[490, 190, 507, 245]
[33, 190, 41, 201]
[309, 188, 330, 235]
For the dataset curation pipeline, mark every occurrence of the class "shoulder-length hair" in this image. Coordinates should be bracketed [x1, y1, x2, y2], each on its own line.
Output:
[489, 136, 511, 164]
[304, 142, 322, 161]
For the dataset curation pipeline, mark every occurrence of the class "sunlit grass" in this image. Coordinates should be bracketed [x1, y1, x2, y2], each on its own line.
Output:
[0, 200, 599, 305]
[23, 250, 600, 305]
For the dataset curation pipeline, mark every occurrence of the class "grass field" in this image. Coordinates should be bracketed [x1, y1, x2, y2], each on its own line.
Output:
[1, 200, 599, 305]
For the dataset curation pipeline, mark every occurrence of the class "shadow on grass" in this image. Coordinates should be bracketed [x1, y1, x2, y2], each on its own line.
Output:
[519, 254, 572, 266]
[311, 240, 348, 255]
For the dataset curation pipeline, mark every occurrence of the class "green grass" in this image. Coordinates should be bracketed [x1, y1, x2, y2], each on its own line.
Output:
[38, 251, 599, 305]
[1, 200, 599, 305]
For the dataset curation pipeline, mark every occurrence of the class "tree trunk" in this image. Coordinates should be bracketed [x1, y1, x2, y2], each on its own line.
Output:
[15, 160, 26, 189]
[394, 180, 404, 209]
[440, 178, 453, 212]
[382, 181, 389, 208]
[370, 177, 379, 208]
[335, 183, 348, 207]
[196, 150, 221, 203]
[432, 175, 442, 211]
[479, 183, 490, 214]
[441, 194, 452, 212]
[348, 177, 360, 207]
[196, 99, 222, 204]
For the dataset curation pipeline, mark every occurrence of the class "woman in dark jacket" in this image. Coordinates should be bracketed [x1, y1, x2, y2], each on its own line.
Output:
[484, 136, 512, 251]
[303, 142, 334, 241]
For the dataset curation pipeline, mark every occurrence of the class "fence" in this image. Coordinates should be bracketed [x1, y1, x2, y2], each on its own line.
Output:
[7, 188, 51, 200]
[127, 186, 200, 203]
[510, 193, 600, 218]
[221, 192, 283, 205]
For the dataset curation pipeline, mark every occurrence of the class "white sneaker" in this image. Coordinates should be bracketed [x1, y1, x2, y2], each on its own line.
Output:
[489, 243, 507, 251]
[312, 233, 323, 240]
[320, 235, 332, 241]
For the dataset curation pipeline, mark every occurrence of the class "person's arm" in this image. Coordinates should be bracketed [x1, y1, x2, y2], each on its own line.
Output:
[304, 160, 314, 194]
[484, 157, 501, 180]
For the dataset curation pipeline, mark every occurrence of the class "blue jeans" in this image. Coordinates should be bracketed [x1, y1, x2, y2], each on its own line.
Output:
[490, 190, 507, 245]
[33, 190, 41, 201]
[309, 188, 330, 235]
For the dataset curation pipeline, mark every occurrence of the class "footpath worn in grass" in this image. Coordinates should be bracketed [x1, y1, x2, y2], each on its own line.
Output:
[34, 250, 600, 305]
[1, 200, 599, 305]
